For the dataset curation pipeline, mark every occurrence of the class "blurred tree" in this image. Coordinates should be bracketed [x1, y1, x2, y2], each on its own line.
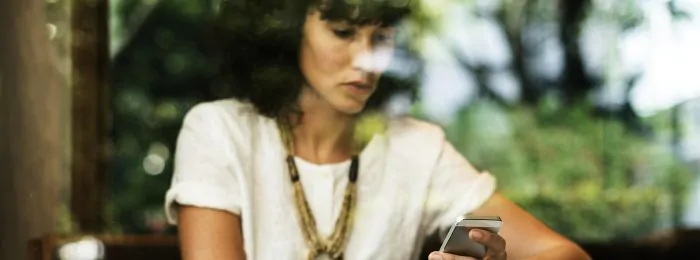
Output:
[559, 0, 594, 106]
[497, 0, 540, 105]
[109, 0, 220, 234]
[106, 0, 697, 243]
[495, 0, 652, 134]
[446, 101, 693, 241]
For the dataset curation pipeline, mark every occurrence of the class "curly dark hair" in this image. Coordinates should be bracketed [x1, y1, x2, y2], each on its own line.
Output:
[214, 0, 420, 118]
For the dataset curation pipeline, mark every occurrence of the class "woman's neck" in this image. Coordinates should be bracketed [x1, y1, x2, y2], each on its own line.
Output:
[290, 88, 356, 164]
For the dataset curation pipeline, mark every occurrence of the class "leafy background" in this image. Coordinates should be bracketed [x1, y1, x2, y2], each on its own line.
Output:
[42, 0, 700, 243]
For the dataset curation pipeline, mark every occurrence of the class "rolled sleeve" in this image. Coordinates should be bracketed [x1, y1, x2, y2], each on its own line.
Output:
[164, 103, 243, 224]
[165, 182, 242, 224]
[423, 142, 497, 234]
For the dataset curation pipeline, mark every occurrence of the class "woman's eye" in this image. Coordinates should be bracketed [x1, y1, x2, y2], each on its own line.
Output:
[373, 33, 395, 45]
[333, 28, 356, 39]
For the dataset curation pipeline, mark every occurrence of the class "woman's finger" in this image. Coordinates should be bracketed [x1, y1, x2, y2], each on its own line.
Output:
[428, 251, 478, 260]
[469, 229, 506, 254]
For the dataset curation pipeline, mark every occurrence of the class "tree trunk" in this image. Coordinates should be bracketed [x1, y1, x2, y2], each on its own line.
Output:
[0, 0, 64, 259]
[670, 105, 683, 228]
[496, 0, 540, 106]
[559, 0, 594, 105]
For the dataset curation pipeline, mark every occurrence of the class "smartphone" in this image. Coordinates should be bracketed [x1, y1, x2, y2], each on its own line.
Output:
[439, 215, 503, 259]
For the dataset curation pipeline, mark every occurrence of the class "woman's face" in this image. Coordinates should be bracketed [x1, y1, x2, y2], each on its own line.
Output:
[299, 10, 397, 115]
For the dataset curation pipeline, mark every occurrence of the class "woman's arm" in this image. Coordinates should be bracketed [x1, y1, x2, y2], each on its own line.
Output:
[470, 193, 590, 260]
[178, 206, 246, 260]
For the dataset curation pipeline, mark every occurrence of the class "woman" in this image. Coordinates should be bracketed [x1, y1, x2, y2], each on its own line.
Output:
[165, 0, 590, 259]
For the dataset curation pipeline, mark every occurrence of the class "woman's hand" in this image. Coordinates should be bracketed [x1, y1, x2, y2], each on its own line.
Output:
[428, 229, 507, 260]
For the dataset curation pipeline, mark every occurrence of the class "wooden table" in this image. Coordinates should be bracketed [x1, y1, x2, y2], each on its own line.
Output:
[28, 235, 180, 260]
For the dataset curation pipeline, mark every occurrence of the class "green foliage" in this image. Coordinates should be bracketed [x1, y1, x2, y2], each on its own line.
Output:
[56, 204, 78, 235]
[108, 0, 218, 234]
[444, 100, 693, 241]
[105, 0, 697, 242]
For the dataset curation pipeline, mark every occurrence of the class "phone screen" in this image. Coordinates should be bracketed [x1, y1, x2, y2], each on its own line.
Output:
[439, 217, 502, 258]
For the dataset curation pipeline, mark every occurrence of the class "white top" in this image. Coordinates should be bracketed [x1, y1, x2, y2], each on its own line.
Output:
[164, 99, 496, 260]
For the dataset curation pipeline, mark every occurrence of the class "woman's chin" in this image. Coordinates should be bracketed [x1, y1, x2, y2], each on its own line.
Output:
[333, 101, 367, 115]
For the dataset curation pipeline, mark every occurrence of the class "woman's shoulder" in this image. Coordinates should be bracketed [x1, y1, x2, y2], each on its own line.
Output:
[185, 98, 259, 119]
[385, 116, 446, 142]
[381, 116, 446, 163]
[183, 98, 265, 127]
[180, 99, 270, 145]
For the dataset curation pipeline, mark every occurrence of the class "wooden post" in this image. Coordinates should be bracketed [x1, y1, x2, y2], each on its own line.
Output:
[0, 0, 64, 259]
[70, 0, 110, 233]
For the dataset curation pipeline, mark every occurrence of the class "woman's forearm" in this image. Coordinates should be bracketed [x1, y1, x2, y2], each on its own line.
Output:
[520, 242, 590, 260]
[178, 206, 246, 260]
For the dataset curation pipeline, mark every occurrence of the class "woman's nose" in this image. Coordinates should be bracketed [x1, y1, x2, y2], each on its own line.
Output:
[352, 46, 393, 73]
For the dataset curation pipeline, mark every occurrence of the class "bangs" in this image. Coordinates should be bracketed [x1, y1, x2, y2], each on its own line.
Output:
[314, 0, 411, 26]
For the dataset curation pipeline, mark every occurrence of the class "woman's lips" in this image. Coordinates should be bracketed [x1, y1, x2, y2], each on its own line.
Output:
[344, 82, 373, 95]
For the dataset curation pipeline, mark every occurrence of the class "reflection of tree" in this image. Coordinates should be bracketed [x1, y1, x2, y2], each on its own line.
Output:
[478, 0, 692, 238]
[494, 0, 642, 120]
[0, 0, 64, 259]
[109, 0, 220, 234]
[558, 0, 593, 105]
[427, 0, 694, 241]
[107, 0, 696, 241]
[452, 100, 692, 241]
[497, 0, 539, 105]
